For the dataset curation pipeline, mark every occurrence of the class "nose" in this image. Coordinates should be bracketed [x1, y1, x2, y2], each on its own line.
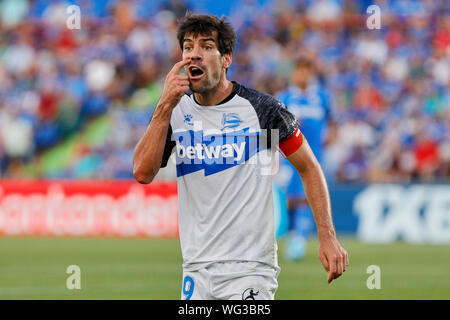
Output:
[187, 45, 202, 62]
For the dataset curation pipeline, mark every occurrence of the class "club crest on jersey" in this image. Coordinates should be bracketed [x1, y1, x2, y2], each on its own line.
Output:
[221, 113, 242, 131]
[184, 114, 194, 126]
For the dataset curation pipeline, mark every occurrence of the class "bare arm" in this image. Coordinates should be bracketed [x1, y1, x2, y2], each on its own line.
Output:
[286, 138, 349, 283]
[133, 105, 172, 184]
[133, 58, 191, 184]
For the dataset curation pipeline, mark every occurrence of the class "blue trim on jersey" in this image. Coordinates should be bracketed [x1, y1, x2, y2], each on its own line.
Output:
[174, 127, 263, 177]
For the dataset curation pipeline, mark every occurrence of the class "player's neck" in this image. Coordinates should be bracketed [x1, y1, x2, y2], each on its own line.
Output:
[194, 79, 233, 106]
[296, 83, 309, 91]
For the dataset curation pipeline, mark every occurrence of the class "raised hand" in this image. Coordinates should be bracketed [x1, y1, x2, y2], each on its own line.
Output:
[159, 57, 191, 109]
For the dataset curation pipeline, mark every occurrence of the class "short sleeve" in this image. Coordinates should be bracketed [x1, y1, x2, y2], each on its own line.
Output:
[268, 100, 300, 142]
[148, 112, 175, 168]
[236, 85, 300, 151]
[253, 96, 300, 146]
[160, 124, 175, 168]
[270, 102, 304, 157]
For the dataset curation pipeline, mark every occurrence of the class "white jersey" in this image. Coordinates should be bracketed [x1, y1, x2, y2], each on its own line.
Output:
[160, 81, 299, 271]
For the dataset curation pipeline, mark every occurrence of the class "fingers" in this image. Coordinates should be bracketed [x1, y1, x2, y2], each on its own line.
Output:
[177, 75, 190, 90]
[320, 250, 339, 284]
[343, 248, 349, 272]
[328, 257, 338, 284]
[179, 85, 190, 93]
[177, 74, 189, 85]
[318, 237, 350, 284]
[160, 59, 191, 107]
[327, 271, 333, 284]
[337, 253, 343, 277]
[319, 251, 329, 272]
[171, 57, 191, 74]
[177, 71, 189, 86]
[328, 248, 349, 283]
[177, 79, 189, 86]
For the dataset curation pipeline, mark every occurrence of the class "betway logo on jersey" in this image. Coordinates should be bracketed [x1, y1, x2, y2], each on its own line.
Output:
[177, 142, 246, 162]
[172, 126, 276, 177]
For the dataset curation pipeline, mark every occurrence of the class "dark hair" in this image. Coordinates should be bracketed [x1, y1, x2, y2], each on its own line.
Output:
[177, 12, 236, 56]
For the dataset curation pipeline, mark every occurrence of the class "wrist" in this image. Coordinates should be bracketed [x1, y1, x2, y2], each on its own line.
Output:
[318, 228, 337, 241]
[152, 101, 174, 121]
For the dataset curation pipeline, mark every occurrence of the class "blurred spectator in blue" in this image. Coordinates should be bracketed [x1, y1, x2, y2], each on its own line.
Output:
[0, 0, 448, 183]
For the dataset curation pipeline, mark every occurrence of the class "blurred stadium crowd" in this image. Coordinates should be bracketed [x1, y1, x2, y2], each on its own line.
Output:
[0, 0, 448, 183]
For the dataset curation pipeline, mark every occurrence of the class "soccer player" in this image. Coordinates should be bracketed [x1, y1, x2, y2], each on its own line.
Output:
[275, 55, 336, 261]
[133, 13, 348, 300]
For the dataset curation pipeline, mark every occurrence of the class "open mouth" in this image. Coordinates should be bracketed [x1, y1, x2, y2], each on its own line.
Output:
[188, 66, 205, 79]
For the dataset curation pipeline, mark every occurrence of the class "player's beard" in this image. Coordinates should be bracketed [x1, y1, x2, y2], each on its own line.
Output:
[189, 68, 221, 94]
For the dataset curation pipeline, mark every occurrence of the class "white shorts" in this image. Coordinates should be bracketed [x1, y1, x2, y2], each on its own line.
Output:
[180, 261, 280, 300]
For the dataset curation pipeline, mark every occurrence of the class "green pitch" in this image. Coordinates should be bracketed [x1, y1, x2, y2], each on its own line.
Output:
[0, 237, 449, 299]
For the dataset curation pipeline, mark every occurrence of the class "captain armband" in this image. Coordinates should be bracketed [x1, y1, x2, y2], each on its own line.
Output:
[278, 127, 304, 158]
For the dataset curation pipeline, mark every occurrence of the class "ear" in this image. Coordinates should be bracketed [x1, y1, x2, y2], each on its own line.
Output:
[222, 53, 232, 69]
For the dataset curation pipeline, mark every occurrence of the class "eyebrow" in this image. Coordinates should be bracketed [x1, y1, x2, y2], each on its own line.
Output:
[183, 38, 216, 44]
